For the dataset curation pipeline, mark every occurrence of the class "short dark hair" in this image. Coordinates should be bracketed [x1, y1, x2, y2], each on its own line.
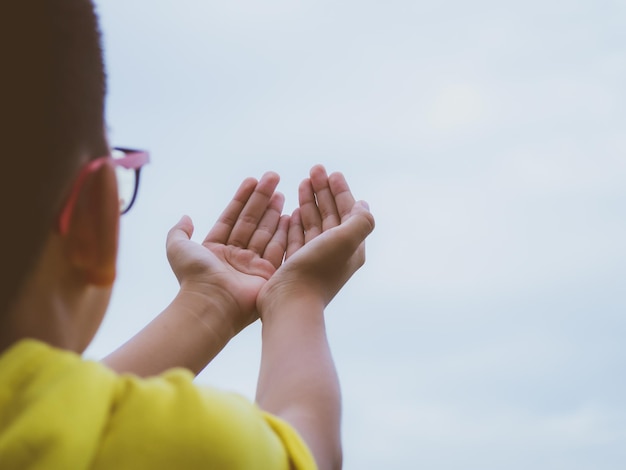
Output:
[0, 0, 107, 313]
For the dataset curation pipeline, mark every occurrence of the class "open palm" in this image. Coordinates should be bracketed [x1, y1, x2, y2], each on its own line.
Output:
[166, 172, 289, 333]
[258, 165, 375, 314]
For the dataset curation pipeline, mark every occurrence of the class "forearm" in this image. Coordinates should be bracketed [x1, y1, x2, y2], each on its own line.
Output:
[103, 288, 237, 377]
[256, 296, 342, 470]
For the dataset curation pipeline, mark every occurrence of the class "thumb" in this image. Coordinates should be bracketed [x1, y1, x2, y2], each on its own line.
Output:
[308, 200, 375, 261]
[343, 200, 375, 242]
[166, 215, 194, 252]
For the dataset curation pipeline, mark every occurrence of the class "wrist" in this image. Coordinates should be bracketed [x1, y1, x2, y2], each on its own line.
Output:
[174, 283, 244, 340]
[258, 283, 326, 324]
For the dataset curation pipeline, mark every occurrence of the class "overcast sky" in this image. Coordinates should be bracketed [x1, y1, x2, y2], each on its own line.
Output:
[87, 1, 626, 468]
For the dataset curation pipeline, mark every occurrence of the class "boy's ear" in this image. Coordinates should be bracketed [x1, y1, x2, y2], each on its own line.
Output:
[64, 161, 119, 286]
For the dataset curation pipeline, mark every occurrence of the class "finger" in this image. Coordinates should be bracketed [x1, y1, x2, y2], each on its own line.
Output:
[204, 177, 258, 244]
[307, 200, 374, 267]
[248, 191, 285, 255]
[328, 171, 356, 223]
[347, 200, 375, 241]
[286, 208, 305, 259]
[166, 215, 195, 272]
[298, 178, 322, 243]
[263, 214, 290, 268]
[166, 215, 194, 248]
[336, 201, 375, 266]
[227, 171, 280, 248]
[309, 164, 340, 231]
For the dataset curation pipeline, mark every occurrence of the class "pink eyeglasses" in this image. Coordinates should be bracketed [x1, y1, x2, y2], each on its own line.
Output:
[58, 147, 150, 235]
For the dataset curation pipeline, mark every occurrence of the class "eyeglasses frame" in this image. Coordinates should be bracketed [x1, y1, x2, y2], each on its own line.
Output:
[57, 147, 150, 235]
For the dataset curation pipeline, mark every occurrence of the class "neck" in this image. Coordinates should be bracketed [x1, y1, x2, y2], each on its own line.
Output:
[0, 234, 109, 355]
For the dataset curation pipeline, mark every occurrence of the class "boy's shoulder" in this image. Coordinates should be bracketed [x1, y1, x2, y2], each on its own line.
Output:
[0, 340, 315, 470]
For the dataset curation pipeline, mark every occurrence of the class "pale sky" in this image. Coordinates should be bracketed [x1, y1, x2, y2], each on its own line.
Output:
[87, 1, 626, 468]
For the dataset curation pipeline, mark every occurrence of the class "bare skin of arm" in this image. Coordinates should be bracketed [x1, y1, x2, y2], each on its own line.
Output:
[103, 172, 289, 376]
[102, 164, 376, 469]
[256, 165, 375, 470]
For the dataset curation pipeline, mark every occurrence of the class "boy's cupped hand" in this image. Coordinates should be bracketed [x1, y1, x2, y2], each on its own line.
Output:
[165, 171, 288, 335]
[257, 165, 375, 318]
[164, 165, 374, 335]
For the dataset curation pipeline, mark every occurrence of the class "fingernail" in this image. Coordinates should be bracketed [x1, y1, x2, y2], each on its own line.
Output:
[359, 200, 370, 211]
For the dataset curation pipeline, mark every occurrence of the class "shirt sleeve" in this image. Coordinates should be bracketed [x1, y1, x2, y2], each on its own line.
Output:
[90, 368, 317, 470]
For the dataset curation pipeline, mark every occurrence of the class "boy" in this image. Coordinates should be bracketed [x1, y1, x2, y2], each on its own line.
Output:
[0, 1, 375, 469]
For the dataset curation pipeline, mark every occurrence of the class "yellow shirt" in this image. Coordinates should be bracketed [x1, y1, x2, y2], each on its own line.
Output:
[0, 340, 316, 469]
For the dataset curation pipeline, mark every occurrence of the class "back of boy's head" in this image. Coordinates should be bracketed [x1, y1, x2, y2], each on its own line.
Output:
[0, 0, 107, 315]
